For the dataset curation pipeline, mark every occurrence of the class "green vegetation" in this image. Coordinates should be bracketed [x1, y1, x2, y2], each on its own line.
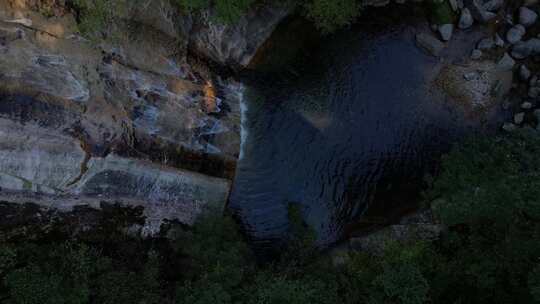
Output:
[2, 131, 540, 303]
[177, 0, 361, 33]
[428, 0, 455, 25]
[303, 0, 361, 33]
[69, 0, 363, 37]
[71, 0, 121, 39]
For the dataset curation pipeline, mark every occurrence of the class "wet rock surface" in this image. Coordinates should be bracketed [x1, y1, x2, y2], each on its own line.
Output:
[0, 0, 288, 230]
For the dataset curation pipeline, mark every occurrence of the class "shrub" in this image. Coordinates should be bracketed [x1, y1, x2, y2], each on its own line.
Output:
[304, 0, 361, 33]
[176, 0, 255, 23]
[71, 0, 131, 39]
[243, 273, 339, 304]
[176, 0, 362, 32]
[174, 212, 253, 303]
[94, 251, 162, 304]
[5, 243, 100, 304]
[427, 131, 540, 303]
[429, 131, 540, 227]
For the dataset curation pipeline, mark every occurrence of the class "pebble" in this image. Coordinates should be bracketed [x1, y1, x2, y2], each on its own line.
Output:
[495, 34, 505, 47]
[471, 49, 483, 60]
[522, 101, 534, 109]
[529, 87, 540, 98]
[496, 53, 515, 71]
[502, 122, 517, 132]
[483, 0, 504, 11]
[463, 72, 478, 81]
[477, 37, 495, 50]
[515, 112, 526, 124]
[511, 39, 540, 59]
[534, 109, 540, 120]
[439, 24, 454, 41]
[520, 65, 532, 81]
[458, 8, 474, 29]
[507, 24, 526, 44]
[469, 0, 497, 23]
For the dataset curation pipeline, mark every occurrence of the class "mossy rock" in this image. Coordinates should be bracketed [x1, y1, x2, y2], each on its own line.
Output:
[428, 0, 455, 25]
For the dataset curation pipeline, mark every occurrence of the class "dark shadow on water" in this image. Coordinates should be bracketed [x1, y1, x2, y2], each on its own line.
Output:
[230, 5, 503, 256]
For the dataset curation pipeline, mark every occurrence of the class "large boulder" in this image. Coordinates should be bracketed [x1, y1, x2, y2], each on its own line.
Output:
[189, 4, 290, 68]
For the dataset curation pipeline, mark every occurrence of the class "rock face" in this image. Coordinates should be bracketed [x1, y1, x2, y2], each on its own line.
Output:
[189, 5, 290, 68]
[0, 0, 288, 231]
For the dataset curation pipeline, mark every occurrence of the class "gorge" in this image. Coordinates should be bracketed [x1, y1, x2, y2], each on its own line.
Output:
[0, 0, 526, 248]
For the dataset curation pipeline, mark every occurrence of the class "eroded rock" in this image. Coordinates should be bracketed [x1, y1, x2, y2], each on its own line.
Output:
[435, 60, 513, 109]
[416, 32, 445, 57]
[189, 4, 291, 68]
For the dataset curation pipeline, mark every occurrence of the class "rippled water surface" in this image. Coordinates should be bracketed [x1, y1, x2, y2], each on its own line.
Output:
[230, 18, 500, 250]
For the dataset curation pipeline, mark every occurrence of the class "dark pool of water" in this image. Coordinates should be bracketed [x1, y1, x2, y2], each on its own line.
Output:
[230, 14, 503, 251]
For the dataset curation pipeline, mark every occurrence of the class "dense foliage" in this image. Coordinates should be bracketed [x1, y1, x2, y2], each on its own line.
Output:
[176, 0, 361, 32]
[2, 131, 540, 303]
[69, 0, 362, 36]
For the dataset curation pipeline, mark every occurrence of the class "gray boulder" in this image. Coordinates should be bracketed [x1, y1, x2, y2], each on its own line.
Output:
[458, 8, 474, 29]
[415, 33, 445, 57]
[439, 24, 454, 41]
[507, 24, 526, 44]
[449, 0, 459, 11]
[515, 112, 526, 124]
[483, 0, 504, 11]
[529, 87, 540, 98]
[519, 7, 538, 27]
[512, 39, 540, 59]
[497, 53, 515, 71]
[467, 0, 497, 23]
[477, 37, 495, 50]
[520, 65, 532, 81]
[534, 109, 540, 121]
